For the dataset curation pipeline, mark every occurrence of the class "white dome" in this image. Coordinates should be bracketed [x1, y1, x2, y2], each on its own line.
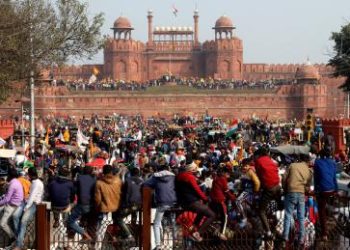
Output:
[166, 26, 171, 31]
[155, 27, 160, 31]
[160, 27, 165, 31]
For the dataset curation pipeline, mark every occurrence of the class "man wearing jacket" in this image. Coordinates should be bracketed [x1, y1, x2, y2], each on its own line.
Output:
[95, 164, 122, 249]
[67, 166, 96, 241]
[144, 164, 177, 250]
[314, 148, 338, 240]
[48, 166, 75, 228]
[176, 162, 215, 242]
[0, 168, 23, 242]
[113, 167, 143, 241]
[282, 154, 313, 247]
[254, 147, 281, 239]
[210, 167, 236, 240]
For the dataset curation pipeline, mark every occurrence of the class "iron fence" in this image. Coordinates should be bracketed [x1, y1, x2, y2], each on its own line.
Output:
[0, 218, 36, 249]
[48, 209, 142, 250]
[142, 188, 350, 250]
[0, 190, 348, 250]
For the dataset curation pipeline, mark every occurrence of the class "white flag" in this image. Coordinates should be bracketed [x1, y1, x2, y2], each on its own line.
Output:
[0, 137, 6, 147]
[77, 129, 90, 150]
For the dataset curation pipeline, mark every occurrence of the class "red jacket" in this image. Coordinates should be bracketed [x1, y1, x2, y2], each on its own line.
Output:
[254, 156, 280, 189]
[210, 176, 235, 203]
[176, 171, 208, 205]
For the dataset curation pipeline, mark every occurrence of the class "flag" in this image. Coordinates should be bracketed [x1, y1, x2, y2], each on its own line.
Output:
[226, 119, 239, 137]
[172, 5, 178, 17]
[45, 126, 50, 145]
[92, 66, 100, 76]
[77, 128, 90, 150]
[57, 132, 64, 142]
[0, 137, 6, 147]
[89, 74, 97, 84]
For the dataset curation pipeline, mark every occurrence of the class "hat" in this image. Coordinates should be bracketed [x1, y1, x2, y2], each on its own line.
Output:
[186, 162, 198, 172]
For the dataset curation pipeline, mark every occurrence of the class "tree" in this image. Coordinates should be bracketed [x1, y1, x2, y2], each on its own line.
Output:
[328, 22, 350, 91]
[0, 0, 104, 102]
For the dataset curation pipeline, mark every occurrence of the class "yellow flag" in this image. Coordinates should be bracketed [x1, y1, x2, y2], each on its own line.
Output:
[63, 129, 70, 142]
[92, 67, 100, 76]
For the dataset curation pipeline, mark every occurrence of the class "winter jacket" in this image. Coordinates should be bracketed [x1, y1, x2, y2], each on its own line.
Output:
[48, 176, 75, 208]
[76, 174, 96, 206]
[255, 155, 280, 189]
[143, 170, 177, 206]
[95, 175, 122, 213]
[314, 158, 338, 193]
[176, 171, 207, 206]
[284, 162, 312, 193]
[121, 176, 143, 207]
[210, 176, 236, 203]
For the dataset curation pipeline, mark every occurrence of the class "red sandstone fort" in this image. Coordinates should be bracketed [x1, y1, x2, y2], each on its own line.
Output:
[0, 12, 347, 120]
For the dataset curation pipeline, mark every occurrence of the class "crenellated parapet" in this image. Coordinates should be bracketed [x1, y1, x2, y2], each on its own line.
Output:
[104, 39, 145, 52]
[202, 38, 243, 52]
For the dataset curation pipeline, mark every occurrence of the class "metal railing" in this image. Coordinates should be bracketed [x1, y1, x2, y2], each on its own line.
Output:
[2, 189, 349, 250]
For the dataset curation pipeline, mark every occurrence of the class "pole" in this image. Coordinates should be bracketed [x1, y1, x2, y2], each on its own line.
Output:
[30, 70, 35, 152]
[347, 92, 349, 119]
[29, 0, 35, 153]
[21, 103, 24, 148]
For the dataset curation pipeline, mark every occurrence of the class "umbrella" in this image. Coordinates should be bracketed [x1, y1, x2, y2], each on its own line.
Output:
[270, 145, 310, 155]
[86, 158, 106, 168]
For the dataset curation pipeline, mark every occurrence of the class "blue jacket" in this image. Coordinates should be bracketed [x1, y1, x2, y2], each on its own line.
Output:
[121, 176, 143, 207]
[48, 176, 75, 208]
[143, 170, 177, 206]
[75, 174, 96, 206]
[314, 158, 338, 193]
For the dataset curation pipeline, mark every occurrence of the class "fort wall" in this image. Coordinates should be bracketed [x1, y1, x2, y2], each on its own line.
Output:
[27, 84, 342, 120]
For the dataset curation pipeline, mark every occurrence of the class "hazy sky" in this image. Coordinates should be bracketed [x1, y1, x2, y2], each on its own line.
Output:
[79, 0, 350, 65]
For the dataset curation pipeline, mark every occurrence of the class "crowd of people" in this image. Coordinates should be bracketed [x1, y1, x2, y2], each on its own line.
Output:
[176, 78, 292, 90]
[0, 114, 349, 250]
[59, 76, 292, 92]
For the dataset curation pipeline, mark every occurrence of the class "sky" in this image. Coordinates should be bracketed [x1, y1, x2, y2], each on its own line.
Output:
[78, 0, 350, 65]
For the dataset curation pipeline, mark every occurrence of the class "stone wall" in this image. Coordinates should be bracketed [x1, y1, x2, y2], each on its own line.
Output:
[31, 84, 337, 120]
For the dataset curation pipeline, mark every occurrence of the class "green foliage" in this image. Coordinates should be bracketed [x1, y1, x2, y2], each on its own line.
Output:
[0, 0, 104, 102]
[329, 22, 350, 91]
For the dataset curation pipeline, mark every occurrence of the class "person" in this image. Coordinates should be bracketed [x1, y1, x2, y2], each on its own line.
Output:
[314, 148, 338, 240]
[13, 167, 44, 250]
[143, 164, 177, 250]
[94, 164, 122, 249]
[209, 167, 236, 240]
[48, 166, 75, 228]
[235, 158, 260, 228]
[281, 154, 313, 247]
[176, 162, 216, 242]
[17, 172, 31, 202]
[113, 167, 143, 241]
[322, 133, 335, 157]
[67, 165, 96, 241]
[0, 168, 23, 243]
[11, 171, 32, 235]
[254, 147, 281, 239]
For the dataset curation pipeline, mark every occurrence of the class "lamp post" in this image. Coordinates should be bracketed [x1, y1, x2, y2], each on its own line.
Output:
[15, 96, 30, 147]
